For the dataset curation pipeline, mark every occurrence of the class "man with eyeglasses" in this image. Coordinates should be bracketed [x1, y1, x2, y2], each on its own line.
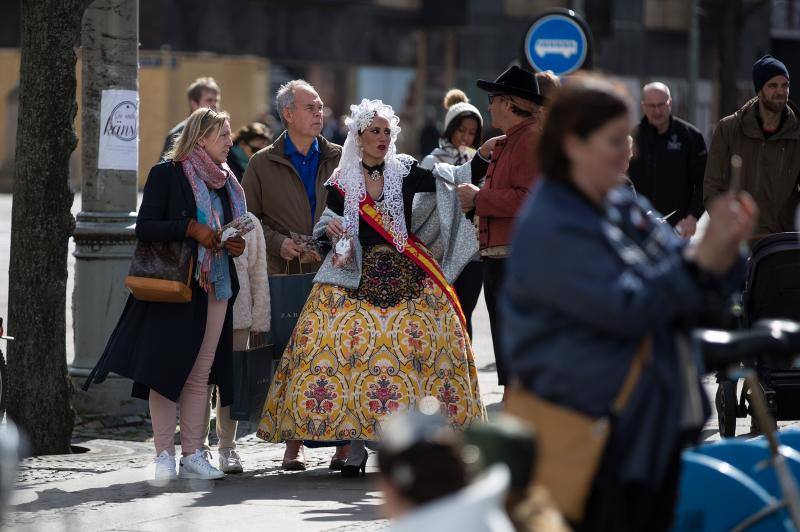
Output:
[241, 79, 344, 471]
[628, 82, 707, 238]
[243, 79, 341, 276]
[457, 66, 544, 398]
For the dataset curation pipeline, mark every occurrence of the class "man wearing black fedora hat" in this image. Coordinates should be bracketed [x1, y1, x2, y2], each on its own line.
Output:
[457, 65, 545, 394]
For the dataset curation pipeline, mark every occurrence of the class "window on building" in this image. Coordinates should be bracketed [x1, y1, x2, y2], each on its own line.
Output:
[356, 67, 415, 116]
[375, 0, 421, 9]
[772, 0, 800, 37]
[504, 0, 569, 17]
[644, 0, 690, 31]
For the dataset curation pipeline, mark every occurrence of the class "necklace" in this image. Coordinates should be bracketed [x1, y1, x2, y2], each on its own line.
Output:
[362, 161, 385, 182]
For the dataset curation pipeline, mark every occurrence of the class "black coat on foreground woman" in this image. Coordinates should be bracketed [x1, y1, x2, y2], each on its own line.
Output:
[83, 161, 239, 405]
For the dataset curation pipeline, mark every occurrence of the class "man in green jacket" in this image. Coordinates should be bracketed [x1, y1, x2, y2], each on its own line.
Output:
[704, 55, 800, 235]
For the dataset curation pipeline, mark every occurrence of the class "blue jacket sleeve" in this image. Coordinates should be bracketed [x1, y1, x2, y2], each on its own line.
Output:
[135, 164, 192, 242]
[506, 220, 703, 339]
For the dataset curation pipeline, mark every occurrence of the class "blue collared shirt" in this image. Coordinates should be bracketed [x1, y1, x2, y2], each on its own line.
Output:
[284, 134, 321, 225]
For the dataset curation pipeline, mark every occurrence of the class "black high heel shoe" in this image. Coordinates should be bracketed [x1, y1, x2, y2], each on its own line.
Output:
[340, 449, 368, 478]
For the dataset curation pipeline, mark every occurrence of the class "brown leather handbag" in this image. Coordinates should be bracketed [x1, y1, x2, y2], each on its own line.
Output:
[124, 240, 195, 303]
[504, 338, 651, 523]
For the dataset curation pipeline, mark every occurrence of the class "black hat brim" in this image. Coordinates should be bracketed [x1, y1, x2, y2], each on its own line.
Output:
[476, 79, 545, 105]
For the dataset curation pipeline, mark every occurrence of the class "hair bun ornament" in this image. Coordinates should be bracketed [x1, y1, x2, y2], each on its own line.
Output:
[347, 99, 400, 136]
[347, 100, 375, 134]
[443, 89, 469, 110]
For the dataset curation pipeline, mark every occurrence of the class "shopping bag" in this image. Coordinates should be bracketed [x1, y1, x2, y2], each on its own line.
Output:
[268, 266, 316, 356]
[503, 338, 650, 522]
[229, 344, 277, 422]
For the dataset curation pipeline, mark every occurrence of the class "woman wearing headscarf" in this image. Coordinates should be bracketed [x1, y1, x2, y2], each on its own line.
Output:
[84, 108, 247, 481]
[258, 99, 497, 476]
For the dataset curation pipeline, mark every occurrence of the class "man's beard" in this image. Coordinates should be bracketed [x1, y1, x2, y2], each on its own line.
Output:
[762, 97, 787, 114]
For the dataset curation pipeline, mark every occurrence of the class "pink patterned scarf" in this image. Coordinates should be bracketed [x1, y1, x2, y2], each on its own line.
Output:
[181, 146, 247, 290]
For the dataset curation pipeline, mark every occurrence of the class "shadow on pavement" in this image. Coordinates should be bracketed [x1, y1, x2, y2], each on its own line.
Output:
[11, 464, 383, 527]
[190, 466, 382, 524]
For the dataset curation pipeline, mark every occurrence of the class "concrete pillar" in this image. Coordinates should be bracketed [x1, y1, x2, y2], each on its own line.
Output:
[70, 0, 142, 415]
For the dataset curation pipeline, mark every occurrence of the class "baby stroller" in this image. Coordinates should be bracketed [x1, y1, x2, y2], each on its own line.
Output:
[716, 232, 800, 437]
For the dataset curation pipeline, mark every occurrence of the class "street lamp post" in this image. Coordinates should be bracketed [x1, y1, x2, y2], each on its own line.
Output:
[70, 0, 143, 415]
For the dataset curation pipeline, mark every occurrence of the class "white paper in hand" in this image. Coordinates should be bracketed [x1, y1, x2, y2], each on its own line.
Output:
[332, 235, 354, 268]
[220, 227, 239, 242]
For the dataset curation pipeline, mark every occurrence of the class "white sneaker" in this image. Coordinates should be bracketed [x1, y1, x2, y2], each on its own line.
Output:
[202, 449, 214, 463]
[218, 448, 243, 474]
[154, 450, 177, 480]
[179, 449, 225, 480]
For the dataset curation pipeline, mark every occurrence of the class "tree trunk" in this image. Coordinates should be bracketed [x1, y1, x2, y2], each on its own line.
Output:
[8, 0, 91, 455]
[717, 0, 743, 119]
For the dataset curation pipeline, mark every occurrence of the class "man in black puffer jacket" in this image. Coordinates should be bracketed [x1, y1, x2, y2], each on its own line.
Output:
[629, 82, 707, 237]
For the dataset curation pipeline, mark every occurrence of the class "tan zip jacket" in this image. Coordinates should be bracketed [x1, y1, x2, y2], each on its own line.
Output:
[242, 132, 341, 275]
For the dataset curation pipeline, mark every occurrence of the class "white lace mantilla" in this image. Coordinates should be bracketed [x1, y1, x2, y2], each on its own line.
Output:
[326, 99, 414, 251]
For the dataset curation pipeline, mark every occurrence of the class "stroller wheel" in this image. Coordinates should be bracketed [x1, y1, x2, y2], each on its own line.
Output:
[716, 380, 738, 438]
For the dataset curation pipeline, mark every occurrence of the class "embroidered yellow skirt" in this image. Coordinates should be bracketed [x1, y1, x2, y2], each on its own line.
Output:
[257, 244, 486, 442]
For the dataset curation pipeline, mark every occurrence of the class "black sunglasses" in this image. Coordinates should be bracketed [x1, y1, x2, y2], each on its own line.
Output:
[487, 93, 504, 104]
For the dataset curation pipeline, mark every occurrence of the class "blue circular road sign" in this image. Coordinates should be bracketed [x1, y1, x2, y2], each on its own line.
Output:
[524, 11, 591, 75]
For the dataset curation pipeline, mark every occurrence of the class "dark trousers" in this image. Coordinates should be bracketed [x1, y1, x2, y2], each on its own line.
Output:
[575, 443, 683, 532]
[454, 261, 484, 339]
[483, 257, 508, 385]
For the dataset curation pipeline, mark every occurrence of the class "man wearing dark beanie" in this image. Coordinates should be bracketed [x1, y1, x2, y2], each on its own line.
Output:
[704, 54, 800, 234]
[753, 55, 790, 94]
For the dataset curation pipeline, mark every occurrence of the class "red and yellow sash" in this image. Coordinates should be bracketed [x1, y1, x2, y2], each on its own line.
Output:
[334, 185, 467, 331]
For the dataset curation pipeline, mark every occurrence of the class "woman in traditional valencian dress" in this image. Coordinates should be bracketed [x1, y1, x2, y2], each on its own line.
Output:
[258, 99, 494, 476]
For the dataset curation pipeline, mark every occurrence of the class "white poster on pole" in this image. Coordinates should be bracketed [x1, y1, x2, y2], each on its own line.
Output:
[97, 89, 139, 171]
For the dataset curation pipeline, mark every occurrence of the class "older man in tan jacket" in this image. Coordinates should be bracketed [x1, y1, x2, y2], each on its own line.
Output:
[242, 79, 343, 470]
[243, 80, 341, 275]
